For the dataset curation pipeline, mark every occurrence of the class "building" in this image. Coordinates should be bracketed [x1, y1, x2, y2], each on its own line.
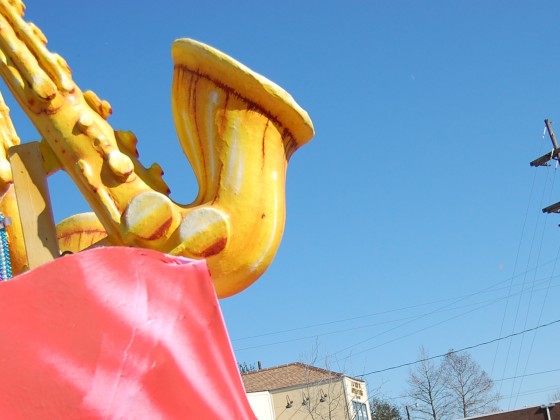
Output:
[242, 362, 371, 420]
[463, 401, 559, 420]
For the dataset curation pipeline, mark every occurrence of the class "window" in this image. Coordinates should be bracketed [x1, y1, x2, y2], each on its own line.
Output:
[353, 401, 369, 420]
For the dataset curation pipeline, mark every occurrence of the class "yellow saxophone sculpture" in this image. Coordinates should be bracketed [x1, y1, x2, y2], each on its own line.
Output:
[0, 0, 314, 297]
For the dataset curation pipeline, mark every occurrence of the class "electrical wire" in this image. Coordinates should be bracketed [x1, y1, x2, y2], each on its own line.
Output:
[490, 166, 538, 380]
[233, 277, 559, 353]
[231, 254, 560, 348]
[496, 367, 560, 383]
[502, 165, 553, 409]
[369, 367, 560, 403]
[513, 241, 560, 407]
[232, 276, 560, 353]
[508, 170, 558, 407]
[491, 125, 550, 381]
[328, 277, 560, 363]
[356, 317, 560, 377]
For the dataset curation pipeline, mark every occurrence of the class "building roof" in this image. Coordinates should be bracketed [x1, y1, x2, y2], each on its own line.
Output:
[463, 401, 559, 420]
[241, 362, 348, 393]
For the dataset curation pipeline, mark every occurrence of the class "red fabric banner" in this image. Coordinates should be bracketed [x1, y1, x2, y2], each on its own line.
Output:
[0, 247, 255, 419]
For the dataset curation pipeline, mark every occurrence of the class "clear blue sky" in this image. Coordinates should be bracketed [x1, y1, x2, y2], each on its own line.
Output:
[6, 0, 560, 412]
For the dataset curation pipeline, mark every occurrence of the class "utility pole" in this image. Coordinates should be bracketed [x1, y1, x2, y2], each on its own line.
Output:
[530, 119, 560, 167]
[531, 119, 560, 214]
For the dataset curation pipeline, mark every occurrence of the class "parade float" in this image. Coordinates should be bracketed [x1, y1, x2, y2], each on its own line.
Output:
[0, 1, 314, 418]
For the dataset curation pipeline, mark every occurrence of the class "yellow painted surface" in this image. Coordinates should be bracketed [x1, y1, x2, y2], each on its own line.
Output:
[0, 91, 26, 274]
[56, 213, 109, 254]
[0, 2, 314, 296]
[9, 143, 59, 269]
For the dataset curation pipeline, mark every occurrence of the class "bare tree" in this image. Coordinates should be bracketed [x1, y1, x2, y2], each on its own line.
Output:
[442, 351, 500, 418]
[549, 390, 560, 402]
[299, 341, 351, 420]
[406, 347, 450, 420]
[293, 339, 375, 420]
[406, 348, 501, 420]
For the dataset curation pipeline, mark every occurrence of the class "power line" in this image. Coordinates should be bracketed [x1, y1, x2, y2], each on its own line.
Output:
[491, 163, 539, 381]
[373, 367, 560, 402]
[329, 281, 559, 362]
[233, 280, 559, 354]
[233, 281, 558, 352]
[513, 241, 560, 406]
[234, 294, 515, 352]
[357, 318, 560, 377]
[502, 162, 557, 409]
[496, 367, 560, 383]
[374, 368, 560, 401]
[230, 259, 560, 344]
[333, 296, 508, 361]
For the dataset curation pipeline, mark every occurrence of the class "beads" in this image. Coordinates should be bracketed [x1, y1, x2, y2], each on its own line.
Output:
[0, 212, 12, 281]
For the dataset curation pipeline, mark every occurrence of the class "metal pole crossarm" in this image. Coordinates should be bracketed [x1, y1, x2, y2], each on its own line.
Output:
[542, 201, 560, 214]
[529, 148, 560, 167]
[530, 120, 560, 166]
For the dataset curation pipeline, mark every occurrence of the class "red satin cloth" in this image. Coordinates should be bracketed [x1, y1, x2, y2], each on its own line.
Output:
[0, 247, 256, 419]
